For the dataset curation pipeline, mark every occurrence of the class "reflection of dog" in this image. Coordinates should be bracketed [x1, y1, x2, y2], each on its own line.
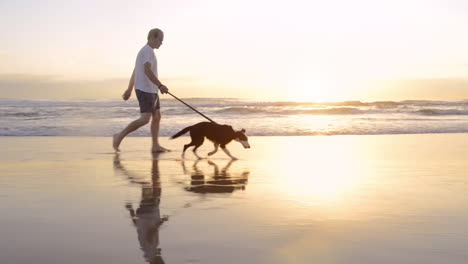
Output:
[180, 159, 249, 194]
[171, 122, 250, 159]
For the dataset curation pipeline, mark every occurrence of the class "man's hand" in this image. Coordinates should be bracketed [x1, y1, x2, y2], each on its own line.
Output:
[122, 89, 132, 100]
[159, 85, 169, 94]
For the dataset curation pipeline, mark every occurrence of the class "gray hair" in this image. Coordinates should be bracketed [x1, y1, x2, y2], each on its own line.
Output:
[147, 28, 163, 40]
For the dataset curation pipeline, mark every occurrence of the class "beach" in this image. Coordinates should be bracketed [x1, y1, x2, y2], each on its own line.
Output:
[1, 134, 468, 264]
[3, 0, 468, 263]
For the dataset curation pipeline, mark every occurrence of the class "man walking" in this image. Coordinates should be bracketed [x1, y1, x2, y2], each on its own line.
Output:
[113, 28, 169, 152]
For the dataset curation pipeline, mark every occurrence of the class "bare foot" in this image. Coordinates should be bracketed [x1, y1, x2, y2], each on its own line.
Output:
[113, 134, 121, 152]
[151, 146, 170, 153]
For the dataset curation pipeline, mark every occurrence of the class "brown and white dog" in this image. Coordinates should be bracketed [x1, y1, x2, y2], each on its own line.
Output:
[171, 122, 250, 159]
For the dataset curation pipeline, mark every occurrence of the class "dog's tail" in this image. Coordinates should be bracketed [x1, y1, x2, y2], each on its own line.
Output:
[170, 126, 193, 139]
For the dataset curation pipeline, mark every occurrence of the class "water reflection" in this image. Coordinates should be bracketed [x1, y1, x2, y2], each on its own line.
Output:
[180, 159, 249, 194]
[113, 153, 168, 264]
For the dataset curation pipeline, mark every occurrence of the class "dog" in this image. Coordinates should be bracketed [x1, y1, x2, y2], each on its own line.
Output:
[171, 122, 250, 159]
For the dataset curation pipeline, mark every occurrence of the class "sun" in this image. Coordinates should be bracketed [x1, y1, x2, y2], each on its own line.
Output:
[287, 79, 333, 102]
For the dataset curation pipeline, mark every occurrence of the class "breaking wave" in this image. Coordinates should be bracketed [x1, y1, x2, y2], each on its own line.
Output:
[416, 109, 468, 116]
[1, 98, 468, 136]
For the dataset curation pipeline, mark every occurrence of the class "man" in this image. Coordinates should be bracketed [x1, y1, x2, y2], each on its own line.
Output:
[113, 28, 169, 153]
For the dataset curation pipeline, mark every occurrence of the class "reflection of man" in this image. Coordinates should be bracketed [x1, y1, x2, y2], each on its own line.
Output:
[114, 153, 168, 264]
[179, 159, 249, 194]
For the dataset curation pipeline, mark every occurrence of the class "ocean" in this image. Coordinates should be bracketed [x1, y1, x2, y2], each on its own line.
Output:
[1, 98, 468, 137]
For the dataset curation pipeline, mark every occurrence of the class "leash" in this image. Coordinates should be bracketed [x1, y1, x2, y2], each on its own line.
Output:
[167, 92, 217, 124]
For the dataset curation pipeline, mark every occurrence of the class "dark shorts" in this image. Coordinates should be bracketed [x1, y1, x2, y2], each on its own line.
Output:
[135, 89, 160, 113]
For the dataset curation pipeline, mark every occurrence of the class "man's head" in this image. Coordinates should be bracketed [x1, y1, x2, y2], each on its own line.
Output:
[147, 28, 164, 49]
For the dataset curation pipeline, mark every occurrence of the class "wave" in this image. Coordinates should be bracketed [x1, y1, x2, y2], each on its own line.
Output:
[2, 98, 467, 109]
[416, 109, 468, 116]
[214, 106, 364, 115]
[1, 112, 41, 117]
[1, 98, 468, 137]
[2, 125, 468, 137]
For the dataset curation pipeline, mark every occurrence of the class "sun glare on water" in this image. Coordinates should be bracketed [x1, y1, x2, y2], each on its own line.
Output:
[263, 137, 369, 207]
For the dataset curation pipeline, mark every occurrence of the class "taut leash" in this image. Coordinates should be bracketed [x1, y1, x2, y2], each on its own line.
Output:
[167, 92, 217, 124]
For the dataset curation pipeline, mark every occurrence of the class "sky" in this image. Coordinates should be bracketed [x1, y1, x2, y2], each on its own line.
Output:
[1, 0, 468, 101]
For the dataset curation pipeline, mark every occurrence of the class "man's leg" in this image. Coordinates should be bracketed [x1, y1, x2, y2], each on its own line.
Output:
[113, 113, 151, 151]
[151, 110, 169, 152]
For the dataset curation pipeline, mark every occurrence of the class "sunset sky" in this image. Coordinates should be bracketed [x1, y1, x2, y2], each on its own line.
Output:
[1, 0, 468, 101]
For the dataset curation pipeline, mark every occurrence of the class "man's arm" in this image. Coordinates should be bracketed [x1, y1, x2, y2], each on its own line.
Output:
[144, 62, 169, 94]
[122, 69, 135, 101]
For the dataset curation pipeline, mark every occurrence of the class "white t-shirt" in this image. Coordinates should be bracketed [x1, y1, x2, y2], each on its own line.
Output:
[134, 44, 158, 94]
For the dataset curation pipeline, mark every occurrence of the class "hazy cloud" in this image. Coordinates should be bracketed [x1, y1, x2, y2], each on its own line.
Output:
[369, 78, 468, 100]
[0, 74, 211, 99]
[0, 74, 127, 99]
[2, 74, 467, 101]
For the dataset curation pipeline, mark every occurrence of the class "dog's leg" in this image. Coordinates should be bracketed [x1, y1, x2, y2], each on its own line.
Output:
[207, 143, 219, 156]
[183, 131, 200, 159]
[193, 150, 202, 159]
[182, 143, 194, 159]
[221, 145, 238, 160]
[193, 147, 203, 159]
[192, 137, 205, 160]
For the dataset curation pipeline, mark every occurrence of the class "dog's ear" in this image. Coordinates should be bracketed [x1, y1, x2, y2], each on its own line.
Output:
[241, 129, 246, 133]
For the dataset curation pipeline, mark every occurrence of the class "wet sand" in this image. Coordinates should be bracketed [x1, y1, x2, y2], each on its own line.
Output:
[1, 134, 468, 264]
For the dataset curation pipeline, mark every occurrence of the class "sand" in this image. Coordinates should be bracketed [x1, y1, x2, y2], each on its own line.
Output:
[1, 134, 468, 264]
